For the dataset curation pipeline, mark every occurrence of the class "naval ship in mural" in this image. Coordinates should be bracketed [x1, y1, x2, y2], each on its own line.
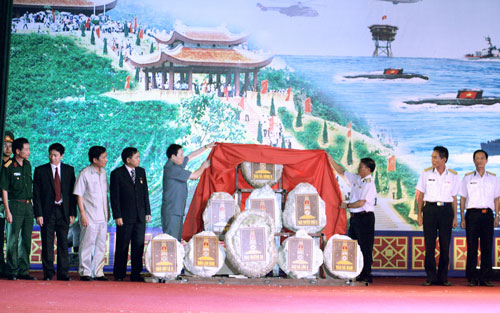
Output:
[404, 89, 500, 106]
[481, 139, 500, 156]
[465, 36, 500, 60]
[344, 68, 428, 80]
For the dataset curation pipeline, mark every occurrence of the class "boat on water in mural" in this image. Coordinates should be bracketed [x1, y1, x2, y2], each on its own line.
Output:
[465, 36, 500, 60]
[481, 139, 500, 156]
[404, 89, 500, 106]
[344, 68, 429, 80]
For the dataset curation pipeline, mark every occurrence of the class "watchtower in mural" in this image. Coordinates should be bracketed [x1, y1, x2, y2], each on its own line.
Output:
[369, 24, 398, 57]
[128, 22, 273, 93]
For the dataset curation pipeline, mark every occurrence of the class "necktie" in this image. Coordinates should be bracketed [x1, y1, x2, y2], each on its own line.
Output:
[54, 167, 62, 202]
[131, 169, 136, 184]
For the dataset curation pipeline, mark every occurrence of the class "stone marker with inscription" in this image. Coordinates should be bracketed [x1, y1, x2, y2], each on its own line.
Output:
[203, 192, 240, 239]
[145, 233, 185, 281]
[184, 231, 226, 277]
[225, 209, 277, 277]
[323, 234, 363, 280]
[277, 230, 323, 278]
[283, 183, 326, 233]
[241, 161, 283, 188]
[245, 185, 282, 233]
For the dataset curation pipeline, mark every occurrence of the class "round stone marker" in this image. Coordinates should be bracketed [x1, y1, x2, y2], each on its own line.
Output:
[277, 230, 323, 278]
[145, 233, 185, 281]
[245, 185, 282, 233]
[184, 231, 226, 278]
[283, 182, 326, 233]
[203, 192, 240, 239]
[323, 234, 363, 280]
[225, 209, 277, 278]
[240, 161, 283, 188]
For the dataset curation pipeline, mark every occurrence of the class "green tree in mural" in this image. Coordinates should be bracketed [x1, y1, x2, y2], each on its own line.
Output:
[396, 177, 403, 200]
[375, 171, 380, 192]
[257, 91, 262, 107]
[119, 50, 123, 67]
[257, 121, 263, 144]
[90, 29, 95, 45]
[136, 31, 140, 46]
[270, 97, 276, 116]
[124, 22, 129, 37]
[347, 140, 353, 165]
[281, 135, 286, 148]
[296, 105, 303, 127]
[103, 38, 108, 55]
[322, 119, 328, 144]
[134, 67, 140, 82]
[150, 42, 155, 53]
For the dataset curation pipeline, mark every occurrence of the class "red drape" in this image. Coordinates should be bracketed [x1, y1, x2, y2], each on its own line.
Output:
[182, 143, 346, 241]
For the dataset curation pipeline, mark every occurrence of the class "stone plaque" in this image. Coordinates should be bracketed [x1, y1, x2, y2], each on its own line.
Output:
[288, 238, 313, 272]
[249, 198, 275, 221]
[251, 163, 275, 181]
[210, 199, 236, 233]
[152, 239, 177, 273]
[194, 236, 219, 268]
[295, 194, 319, 226]
[332, 239, 357, 272]
[240, 227, 266, 262]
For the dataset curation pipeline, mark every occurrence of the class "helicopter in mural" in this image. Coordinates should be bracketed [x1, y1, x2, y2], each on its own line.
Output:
[377, 0, 422, 4]
[256, 1, 319, 17]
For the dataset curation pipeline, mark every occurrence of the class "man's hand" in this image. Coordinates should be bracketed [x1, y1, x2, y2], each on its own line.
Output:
[36, 216, 44, 227]
[339, 202, 348, 209]
[206, 142, 216, 149]
[417, 213, 423, 226]
[495, 216, 499, 228]
[452, 217, 458, 229]
[6, 211, 12, 224]
[69, 216, 75, 225]
[460, 220, 466, 229]
[115, 218, 123, 226]
[202, 160, 210, 169]
[80, 214, 89, 227]
[146, 215, 151, 223]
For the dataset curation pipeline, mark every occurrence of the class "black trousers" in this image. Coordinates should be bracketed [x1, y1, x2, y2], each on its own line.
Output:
[348, 211, 375, 278]
[40, 205, 69, 279]
[422, 203, 453, 283]
[113, 221, 146, 279]
[465, 209, 493, 282]
[0, 216, 5, 272]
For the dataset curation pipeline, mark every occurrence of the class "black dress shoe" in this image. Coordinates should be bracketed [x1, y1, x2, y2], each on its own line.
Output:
[57, 276, 71, 281]
[95, 276, 109, 281]
[467, 280, 478, 287]
[80, 276, 92, 281]
[480, 281, 494, 287]
[130, 276, 145, 282]
[440, 281, 452, 286]
[17, 274, 36, 280]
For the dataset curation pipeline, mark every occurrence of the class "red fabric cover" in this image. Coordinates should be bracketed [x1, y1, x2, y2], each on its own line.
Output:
[182, 143, 346, 241]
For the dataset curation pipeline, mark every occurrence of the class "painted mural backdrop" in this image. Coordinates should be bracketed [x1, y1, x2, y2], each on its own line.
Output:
[7, 0, 500, 233]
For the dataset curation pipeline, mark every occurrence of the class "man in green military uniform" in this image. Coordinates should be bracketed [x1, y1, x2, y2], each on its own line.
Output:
[0, 137, 35, 280]
[0, 131, 14, 277]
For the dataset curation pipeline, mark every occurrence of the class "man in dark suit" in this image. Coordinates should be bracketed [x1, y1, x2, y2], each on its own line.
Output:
[110, 147, 151, 282]
[33, 143, 76, 281]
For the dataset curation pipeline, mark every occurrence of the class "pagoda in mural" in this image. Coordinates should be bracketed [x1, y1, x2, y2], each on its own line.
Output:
[128, 22, 273, 93]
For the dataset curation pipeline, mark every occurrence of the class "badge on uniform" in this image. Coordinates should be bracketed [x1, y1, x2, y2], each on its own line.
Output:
[139, 177, 143, 184]
[13, 172, 21, 177]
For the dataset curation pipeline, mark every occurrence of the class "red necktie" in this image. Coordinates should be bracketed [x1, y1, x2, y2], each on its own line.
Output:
[55, 167, 62, 202]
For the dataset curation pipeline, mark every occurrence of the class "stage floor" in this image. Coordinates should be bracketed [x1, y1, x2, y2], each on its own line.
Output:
[2, 272, 500, 312]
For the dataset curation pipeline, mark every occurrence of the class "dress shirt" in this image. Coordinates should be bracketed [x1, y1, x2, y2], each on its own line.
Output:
[73, 165, 108, 223]
[460, 170, 500, 210]
[344, 171, 377, 213]
[416, 167, 460, 202]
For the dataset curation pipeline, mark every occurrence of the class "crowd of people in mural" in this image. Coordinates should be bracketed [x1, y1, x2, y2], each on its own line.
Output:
[0, 126, 498, 285]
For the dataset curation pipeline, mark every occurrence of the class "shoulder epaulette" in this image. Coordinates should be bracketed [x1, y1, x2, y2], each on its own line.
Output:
[487, 171, 496, 176]
[424, 166, 433, 172]
[4, 160, 12, 168]
[465, 171, 475, 176]
[448, 168, 457, 175]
